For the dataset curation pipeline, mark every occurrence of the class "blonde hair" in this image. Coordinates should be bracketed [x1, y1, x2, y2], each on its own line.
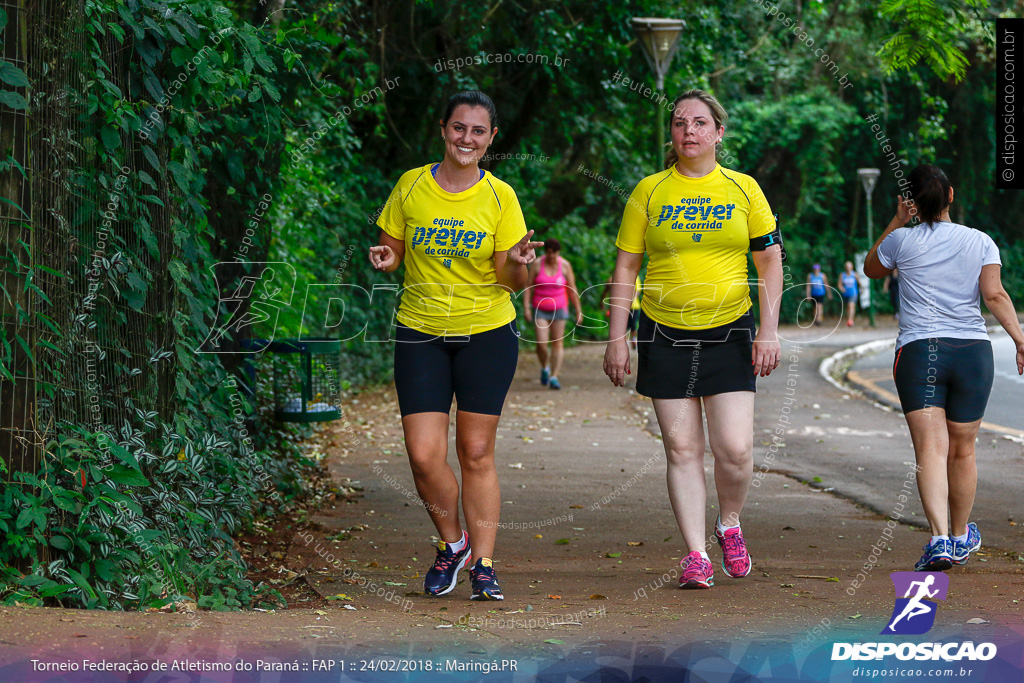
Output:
[663, 89, 729, 170]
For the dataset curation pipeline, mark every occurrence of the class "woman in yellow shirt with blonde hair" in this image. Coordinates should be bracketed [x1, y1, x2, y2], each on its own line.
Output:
[603, 89, 784, 589]
[370, 91, 542, 601]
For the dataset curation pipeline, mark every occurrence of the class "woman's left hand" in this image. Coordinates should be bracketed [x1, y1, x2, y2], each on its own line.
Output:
[752, 331, 781, 377]
[507, 230, 545, 265]
[576, 309, 584, 326]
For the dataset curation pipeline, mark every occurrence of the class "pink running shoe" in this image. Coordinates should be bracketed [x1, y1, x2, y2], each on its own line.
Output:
[679, 551, 714, 589]
[715, 525, 752, 578]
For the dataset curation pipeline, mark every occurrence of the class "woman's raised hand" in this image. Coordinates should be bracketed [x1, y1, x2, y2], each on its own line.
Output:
[369, 245, 397, 271]
[507, 230, 545, 265]
[894, 194, 914, 227]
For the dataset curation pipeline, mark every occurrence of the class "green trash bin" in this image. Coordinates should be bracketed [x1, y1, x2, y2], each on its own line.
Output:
[266, 338, 342, 423]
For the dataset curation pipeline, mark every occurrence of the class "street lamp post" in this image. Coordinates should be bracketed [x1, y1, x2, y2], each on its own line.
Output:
[631, 17, 685, 166]
[857, 168, 881, 327]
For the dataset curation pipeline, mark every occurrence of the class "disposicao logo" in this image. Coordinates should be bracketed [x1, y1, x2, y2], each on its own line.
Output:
[831, 572, 997, 663]
[883, 571, 948, 635]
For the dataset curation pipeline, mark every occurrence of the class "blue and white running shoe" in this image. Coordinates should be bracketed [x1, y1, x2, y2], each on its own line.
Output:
[915, 537, 954, 572]
[952, 523, 981, 565]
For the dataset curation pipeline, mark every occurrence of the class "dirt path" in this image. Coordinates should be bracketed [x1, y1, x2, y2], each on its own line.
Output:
[2, 336, 1022, 678]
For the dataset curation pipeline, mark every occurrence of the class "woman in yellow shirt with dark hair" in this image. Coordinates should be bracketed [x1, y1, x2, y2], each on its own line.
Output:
[369, 91, 542, 601]
[603, 89, 784, 589]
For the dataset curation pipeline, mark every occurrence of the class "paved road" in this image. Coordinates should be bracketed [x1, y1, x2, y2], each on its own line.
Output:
[1, 330, 1021, 680]
[850, 330, 1024, 434]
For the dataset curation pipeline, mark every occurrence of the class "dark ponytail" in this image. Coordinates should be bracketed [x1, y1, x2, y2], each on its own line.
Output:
[907, 164, 951, 225]
[441, 90, 498, 130]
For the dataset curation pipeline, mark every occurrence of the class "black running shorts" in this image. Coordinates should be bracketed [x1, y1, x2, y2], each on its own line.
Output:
[892, 337, 993, 423]
[393, 321, 520, 417]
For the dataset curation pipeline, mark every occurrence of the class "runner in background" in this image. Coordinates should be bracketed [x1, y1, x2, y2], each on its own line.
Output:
[805, 264, 830, 326]
[603, 89, 784, 590]
[865, 164, 1024, 571]
[523, 238, 584, 390]
[838, 260, 861, 327]
[370, 90, 543, 600]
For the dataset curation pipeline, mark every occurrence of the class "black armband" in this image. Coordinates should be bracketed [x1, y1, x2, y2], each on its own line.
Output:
[750, 219, 786, 261]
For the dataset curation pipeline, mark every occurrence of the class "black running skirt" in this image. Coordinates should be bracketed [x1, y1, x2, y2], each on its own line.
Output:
[635, 310, 756, 399]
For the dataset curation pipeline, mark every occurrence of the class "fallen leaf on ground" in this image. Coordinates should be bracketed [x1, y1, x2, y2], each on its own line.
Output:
[966, 618, 989, 624]
[534, 534, 543, 539]
[606, 552, 622, 558]
[848, 614, 861, 619]
[343, 605, 357, 611]
[555, 539, 570, 545]
[627, 541, 643, 546]
[548, 595, 561, 599]
[589, 594, 607, 600]
[569, 505, 582, 509]
[313, 610, 327, 616]
[544, 639, 565, 644]
[326, 594, 354, 601]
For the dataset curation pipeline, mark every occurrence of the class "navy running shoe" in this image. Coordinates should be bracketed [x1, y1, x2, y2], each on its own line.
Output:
[424, 532, 471, 596]
[549, 377, 561, 390]
[915, 537, 954, 572]
[541, 367, 550, 386]
[952, 523, 981, 565]
[469, 558, 504, 601]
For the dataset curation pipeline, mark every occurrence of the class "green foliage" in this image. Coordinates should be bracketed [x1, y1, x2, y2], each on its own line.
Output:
[0, 0, 313, 609]
[0, 414, 294, 609]
[877, 0, 989, 82]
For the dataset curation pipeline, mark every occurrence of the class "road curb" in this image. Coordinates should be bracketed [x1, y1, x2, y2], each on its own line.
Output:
[819, 337, 898, 413]
[824, 329, 1024, 442]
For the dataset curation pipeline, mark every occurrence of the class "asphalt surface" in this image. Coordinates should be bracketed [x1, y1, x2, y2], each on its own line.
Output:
[1, 325, 1021, 676]
[850, 329, 1023, 433]
[773, 323, 1024, 554]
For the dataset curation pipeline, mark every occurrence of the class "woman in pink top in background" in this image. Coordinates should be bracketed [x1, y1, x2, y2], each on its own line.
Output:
[523, 238, 584, 390]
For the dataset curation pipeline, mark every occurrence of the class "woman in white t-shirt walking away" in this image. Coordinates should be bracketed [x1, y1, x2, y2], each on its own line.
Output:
[865, 164, 1024, 572]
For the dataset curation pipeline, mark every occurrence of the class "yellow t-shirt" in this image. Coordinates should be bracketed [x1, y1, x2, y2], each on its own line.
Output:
[377, 164, 527, 336]
[615, 163, 774, 329]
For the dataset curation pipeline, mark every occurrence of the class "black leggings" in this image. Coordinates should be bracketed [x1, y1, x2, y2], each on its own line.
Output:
[393, 322, 520, 417]
[892, 337, 993, 423]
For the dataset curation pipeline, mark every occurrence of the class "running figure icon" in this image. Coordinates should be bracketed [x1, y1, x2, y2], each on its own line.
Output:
[887, 575, 939, 631]
[882, 571, 949, 635]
